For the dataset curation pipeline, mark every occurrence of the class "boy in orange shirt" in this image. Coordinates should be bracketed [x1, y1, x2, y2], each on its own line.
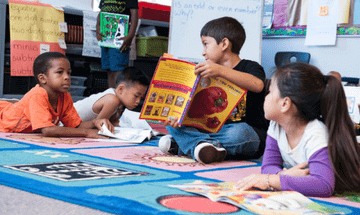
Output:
[0, 52, 113, 138]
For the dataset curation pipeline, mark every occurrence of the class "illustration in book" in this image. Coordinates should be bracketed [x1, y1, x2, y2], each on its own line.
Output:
[98, 12, 129, 48]
[169, 181, 343, 215]
[139, 57, 247, 133]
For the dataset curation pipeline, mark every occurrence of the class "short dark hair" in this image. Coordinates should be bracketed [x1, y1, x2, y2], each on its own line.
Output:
[33, 52, 68, 84]
[200, 16, 246, 54]
[115, 66, 150, 88]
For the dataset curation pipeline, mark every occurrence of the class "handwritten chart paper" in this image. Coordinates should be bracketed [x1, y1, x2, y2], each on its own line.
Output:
[9, 0, 65, 76]
[82, 10, 101, 58]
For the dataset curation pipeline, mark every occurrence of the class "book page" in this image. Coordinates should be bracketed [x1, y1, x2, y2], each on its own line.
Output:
[98, 12, 129, 48]
[97, 125, 152, 143]
[140, 58, 199, 123]
[169, 182, 343, 215]
[181, 77, 247, 133]
[119, 109, 152, 130]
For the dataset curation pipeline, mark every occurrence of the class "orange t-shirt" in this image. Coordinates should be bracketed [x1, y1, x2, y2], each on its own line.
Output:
[0, 85, 82, 133]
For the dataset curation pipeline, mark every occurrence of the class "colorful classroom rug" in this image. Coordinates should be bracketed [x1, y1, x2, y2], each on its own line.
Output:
[0, 129, 359, 214]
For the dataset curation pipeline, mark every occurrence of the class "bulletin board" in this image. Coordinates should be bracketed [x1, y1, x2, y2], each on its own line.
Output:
[168, 0, 264, 64]
[263, 0, 360, 37]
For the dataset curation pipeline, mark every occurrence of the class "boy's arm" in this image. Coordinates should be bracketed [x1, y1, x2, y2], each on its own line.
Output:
[119, 8, 139, 52]
[95, 13, 105, 41]
[93, 94, 122, 123]
[195, 61, 264, 93]
[41, 126, 107, 139]
[77, 118, 114, 133]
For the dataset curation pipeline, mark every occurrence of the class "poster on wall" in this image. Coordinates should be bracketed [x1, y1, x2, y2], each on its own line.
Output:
[304, 0, 338, 46]
[9, 0, 65, 76]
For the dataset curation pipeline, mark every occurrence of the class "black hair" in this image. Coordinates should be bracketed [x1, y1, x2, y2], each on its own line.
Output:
[274, 62, 360, 193]
[115, 66, 150, 88]
[200, 16, 246, 54]
[33, 52, 68, 84]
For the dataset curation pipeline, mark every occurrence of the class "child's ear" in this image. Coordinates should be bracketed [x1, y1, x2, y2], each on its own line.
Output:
[38, 74, 46, 85]
[281, 97, 292, 113]
[221, 38, 231, 51]
[115, 83, 126, 94]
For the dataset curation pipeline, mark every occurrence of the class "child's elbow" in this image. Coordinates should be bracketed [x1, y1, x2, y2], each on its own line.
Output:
[252, 79, 264, 93]
[41, 127, 54, 137]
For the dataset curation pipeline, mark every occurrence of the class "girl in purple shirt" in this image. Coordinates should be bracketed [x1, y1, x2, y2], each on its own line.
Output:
[235, 63, 360, 197]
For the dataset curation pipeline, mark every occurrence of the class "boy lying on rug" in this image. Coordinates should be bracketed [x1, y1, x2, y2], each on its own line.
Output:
[73, 66, 149, 126]
[0, 52, 113, 138]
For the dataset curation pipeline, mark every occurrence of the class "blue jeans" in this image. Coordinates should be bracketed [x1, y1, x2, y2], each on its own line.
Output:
[166, 123, 260, 160]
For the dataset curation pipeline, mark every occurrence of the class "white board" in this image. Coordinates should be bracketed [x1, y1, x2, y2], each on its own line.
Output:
[168, 0, 263, 63]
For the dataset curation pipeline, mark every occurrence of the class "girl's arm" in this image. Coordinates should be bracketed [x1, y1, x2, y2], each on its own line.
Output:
[279, 147, 335, 197]
[261, 135, 284, 174]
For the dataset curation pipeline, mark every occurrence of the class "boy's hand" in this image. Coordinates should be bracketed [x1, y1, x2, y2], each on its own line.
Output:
[93, 119, 114, 133]
[163, 117, 180, 128]
[119, 35, 134, 52]
[96, 25, 105, 41]
[85, 129, 110, 139]
[195, 61, 221, 78]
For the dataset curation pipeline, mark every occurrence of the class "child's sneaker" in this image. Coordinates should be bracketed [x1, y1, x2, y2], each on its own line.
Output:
[194, 142, 227, 164]
[158, 135, 179, 155]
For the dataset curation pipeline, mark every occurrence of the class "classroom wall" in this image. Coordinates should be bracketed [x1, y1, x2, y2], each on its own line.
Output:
[261, 37, 360, 79]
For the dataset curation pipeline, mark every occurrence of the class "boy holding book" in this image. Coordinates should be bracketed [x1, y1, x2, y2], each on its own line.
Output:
[96, 0, 139, 88]
[159, 17, 268, 164]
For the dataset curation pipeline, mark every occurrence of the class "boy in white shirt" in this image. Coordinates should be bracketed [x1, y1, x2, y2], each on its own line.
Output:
[74, 66, 149, 126]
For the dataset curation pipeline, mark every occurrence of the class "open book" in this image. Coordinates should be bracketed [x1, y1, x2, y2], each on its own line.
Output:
[169, 181, 343, 215]
[97, 109, 165, 143]
[97, 12, 129, 48]
[139, 57, 247, 133]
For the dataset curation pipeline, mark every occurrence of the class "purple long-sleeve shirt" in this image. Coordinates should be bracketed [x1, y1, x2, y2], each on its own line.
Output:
[261, 135, 335, 197]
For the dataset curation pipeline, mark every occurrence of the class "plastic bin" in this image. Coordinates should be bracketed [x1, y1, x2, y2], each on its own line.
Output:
[136, 36, 168, 57]
[71, 76, 87, 86]
[68, 86, 86, 96]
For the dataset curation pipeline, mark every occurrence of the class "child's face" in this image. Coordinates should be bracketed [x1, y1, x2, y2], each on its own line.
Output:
[41, 58, 71, 94]
[118, 82, 148, 110]
[201, 36, 223, 63]
[264, 77, 283, 121]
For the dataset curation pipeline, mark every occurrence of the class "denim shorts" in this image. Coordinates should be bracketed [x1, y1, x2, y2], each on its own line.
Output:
[101, 47, 129, 72]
